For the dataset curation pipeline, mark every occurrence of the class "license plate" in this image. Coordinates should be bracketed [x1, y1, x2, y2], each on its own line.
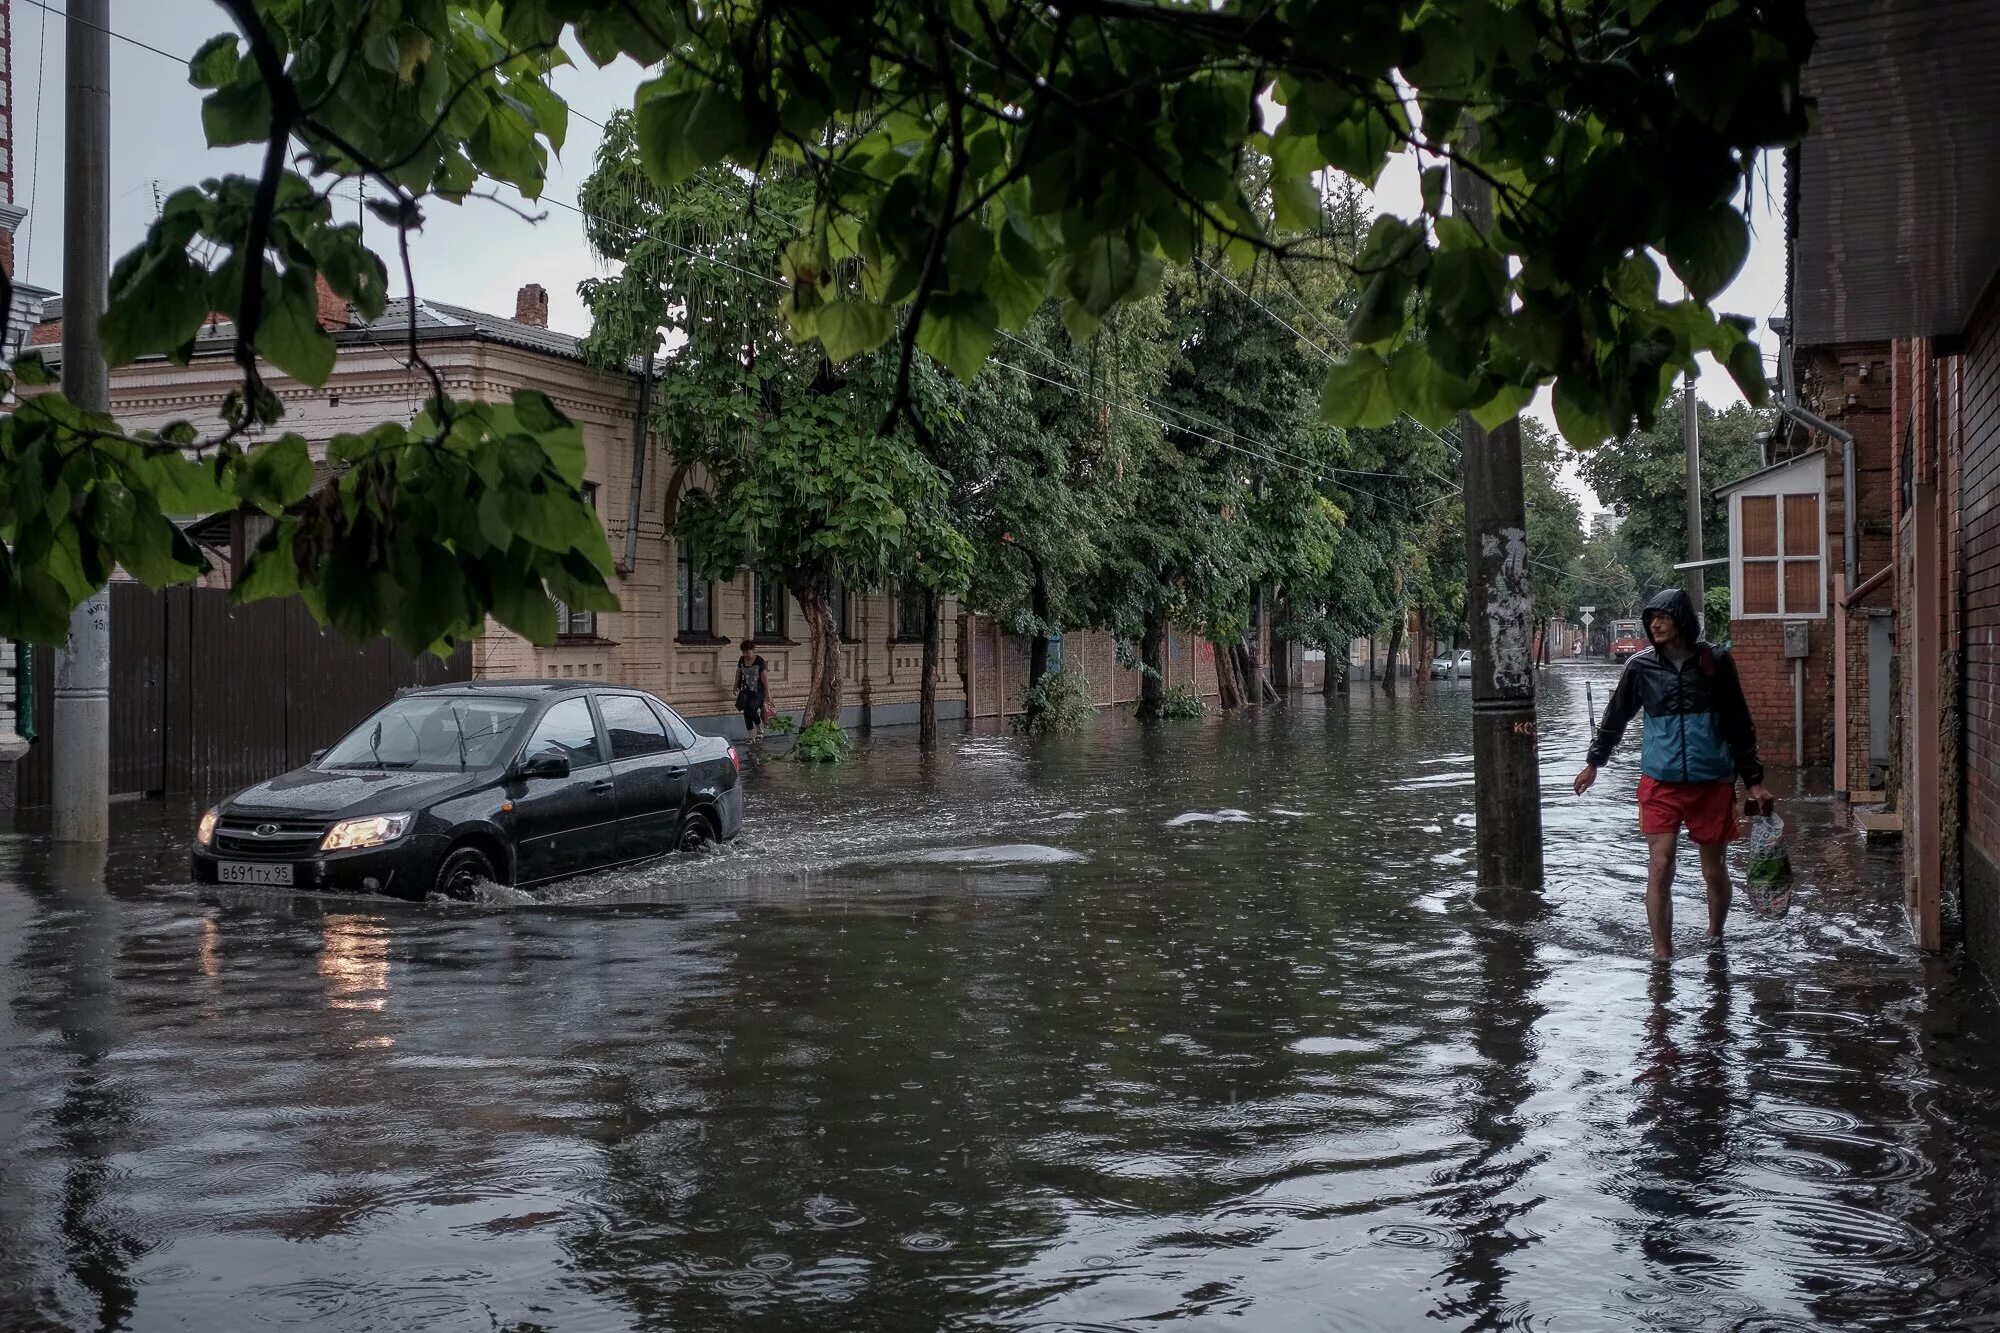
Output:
[217, 861, 296, 886]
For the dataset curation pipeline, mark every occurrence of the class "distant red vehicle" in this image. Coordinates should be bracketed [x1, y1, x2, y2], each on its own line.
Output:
[1608, 618, 1647, 662]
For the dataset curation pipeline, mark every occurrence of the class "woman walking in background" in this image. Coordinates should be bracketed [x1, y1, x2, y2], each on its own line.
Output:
[735, 640, 770, 740]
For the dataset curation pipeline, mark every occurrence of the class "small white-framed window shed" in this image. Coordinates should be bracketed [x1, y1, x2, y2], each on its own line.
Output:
[1715, 450, 1828, 620]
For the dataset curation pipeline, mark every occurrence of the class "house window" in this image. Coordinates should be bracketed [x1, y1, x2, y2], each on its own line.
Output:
[829, 580, 852, 640]
[676, 538, 712, 637]
[1734, 489, 1823, 618]
[896, 583, 929, 641]
[554, 483, 600, 638]
[754, 575, 788, 639]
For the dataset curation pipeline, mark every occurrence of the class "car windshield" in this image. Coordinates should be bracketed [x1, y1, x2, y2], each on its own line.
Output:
[319, 696, 530, 772]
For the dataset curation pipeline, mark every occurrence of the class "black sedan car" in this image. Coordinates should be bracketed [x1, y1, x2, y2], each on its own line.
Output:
[192, 681, 744, 899]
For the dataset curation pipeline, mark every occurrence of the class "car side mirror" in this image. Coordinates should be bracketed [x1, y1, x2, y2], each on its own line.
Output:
[310, 748, 328, 763]
[518, 748, 570, 781]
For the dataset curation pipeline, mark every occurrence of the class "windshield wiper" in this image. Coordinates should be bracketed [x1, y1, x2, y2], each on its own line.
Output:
[450, 705, 469, 771]
[368, 720, 383, 768]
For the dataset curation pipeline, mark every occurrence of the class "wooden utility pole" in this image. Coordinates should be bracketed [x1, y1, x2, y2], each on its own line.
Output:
[1454, 148, 1544, 895]
[52, 0, 110, 842]
[1683, 377, 1705, 621]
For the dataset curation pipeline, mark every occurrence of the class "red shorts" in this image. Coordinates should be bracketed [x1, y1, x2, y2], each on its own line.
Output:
[1637, 777, 1740, 845]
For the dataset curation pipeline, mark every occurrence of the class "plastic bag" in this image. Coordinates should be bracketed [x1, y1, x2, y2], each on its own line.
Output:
[1742, 798, 1792, 918]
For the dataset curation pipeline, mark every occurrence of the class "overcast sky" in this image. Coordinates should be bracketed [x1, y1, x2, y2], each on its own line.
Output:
[13, 0, 1789, 513]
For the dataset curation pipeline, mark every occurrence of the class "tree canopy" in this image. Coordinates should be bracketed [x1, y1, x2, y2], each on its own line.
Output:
[0, 0, 1812, 648]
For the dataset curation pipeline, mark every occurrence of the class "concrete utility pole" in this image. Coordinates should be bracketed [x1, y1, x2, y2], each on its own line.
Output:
[1453, 145, 1544, 895]
[52, 0, 110, 842]
[1683, 377, 1705, 622]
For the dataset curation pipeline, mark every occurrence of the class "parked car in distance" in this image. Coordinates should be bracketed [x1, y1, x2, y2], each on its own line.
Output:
[1430, 649, 1473, 678]
[191, 681, 743, 899]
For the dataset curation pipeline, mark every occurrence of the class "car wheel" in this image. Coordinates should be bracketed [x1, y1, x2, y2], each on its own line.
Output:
[678, 812, 715, 855]
[435, 844, 498, 900]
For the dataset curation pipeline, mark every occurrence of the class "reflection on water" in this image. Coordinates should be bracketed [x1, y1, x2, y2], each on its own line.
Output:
[0, 665, 1997, 1331]
[317, 915, 391, 1013]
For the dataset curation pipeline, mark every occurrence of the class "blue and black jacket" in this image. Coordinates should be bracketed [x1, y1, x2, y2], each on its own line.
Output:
[1586, 588, 1765, 786]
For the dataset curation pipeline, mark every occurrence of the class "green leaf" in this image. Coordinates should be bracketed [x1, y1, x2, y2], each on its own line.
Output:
[915, 295, 998, 381]
[816, 301, 896, 362]
[1388, 343, 1478, 428]
[491, 573, 560, 645]
[238, 435, 315, 512]
[233, 523, 302, 602]
[102, 245, 211, 366]
[1470, 383, 1534, 431]
[1724, 334, 1770, 404]
[512, 387, 571, 435]
[1271, 173, 1320, 232]
[1320, 349, 1399, 429]
[257, 265, 338, 387]
[984, 256, 1044, 332]
[188, 34, 239, 89]
[201, 77, 272, 147]
[1663, 205, 1750, 302]
[12, 353, 54, 386]
[1552, 379, 1612, 447]
[143, 453, 234, 515]
[635, 86, 745, 187]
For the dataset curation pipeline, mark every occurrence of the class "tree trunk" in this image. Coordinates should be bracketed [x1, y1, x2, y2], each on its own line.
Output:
[1326, 640, 1344, 695]
[919, 587, 941, 748]
[1137, 611, 1167, 720]
[1215, 640, 1244, 710]
[1026, 548, 1052, 686]
[1381, 617, 1404, 697]
[792, 574, 842, 724]
[1271, 597, 1292, 692]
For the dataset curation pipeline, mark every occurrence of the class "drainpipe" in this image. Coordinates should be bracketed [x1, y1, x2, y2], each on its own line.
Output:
[623, 346, 658, 576]
[1780, 403, 1857, 595]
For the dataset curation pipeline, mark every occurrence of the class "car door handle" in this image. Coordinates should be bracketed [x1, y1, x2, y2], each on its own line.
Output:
[591, 779, 614, 793]
[666, 765, 688, 777]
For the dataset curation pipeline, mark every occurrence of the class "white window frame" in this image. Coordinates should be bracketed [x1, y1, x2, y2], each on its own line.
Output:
[1727, 453, 1827, 620]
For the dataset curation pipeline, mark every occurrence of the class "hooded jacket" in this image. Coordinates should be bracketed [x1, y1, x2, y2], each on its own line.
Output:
[1586, 587, 1765, 786]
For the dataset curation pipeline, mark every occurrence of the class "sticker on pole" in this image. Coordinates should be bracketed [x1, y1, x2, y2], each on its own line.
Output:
[1742, 798, 1792, 918]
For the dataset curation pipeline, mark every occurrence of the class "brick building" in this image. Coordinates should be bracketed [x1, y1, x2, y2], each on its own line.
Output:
[1779, 0, 2000, 979]
[22, 281, 975, 742]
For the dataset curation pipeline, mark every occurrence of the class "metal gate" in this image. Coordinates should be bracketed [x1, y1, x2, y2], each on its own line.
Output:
[16, 585, 470, 804]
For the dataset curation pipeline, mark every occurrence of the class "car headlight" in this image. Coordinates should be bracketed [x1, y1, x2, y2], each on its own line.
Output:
[321, 813, 414, 852]
[196, 808, 219, 847]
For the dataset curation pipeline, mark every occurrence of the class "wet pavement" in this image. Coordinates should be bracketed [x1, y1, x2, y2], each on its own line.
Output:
[2, 663, 1998, 1331]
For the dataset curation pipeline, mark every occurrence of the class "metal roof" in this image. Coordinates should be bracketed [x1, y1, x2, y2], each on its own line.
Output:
[1791, 0, 2000, 343]
[1709, 447, 1826, 499]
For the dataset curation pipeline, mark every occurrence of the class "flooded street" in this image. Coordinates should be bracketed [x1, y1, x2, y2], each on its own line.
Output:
[3, 663, 1998, 1331]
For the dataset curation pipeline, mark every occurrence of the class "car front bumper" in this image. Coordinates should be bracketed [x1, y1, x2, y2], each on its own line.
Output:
[191, 834, 448, 899]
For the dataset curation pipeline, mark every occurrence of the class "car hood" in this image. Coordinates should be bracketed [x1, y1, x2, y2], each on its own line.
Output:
[223, 767, 487, 819]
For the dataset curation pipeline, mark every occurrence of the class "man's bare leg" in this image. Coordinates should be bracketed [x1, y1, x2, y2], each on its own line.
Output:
[1697, 841, 1731, 942]
[1645, 831, 1679, 959]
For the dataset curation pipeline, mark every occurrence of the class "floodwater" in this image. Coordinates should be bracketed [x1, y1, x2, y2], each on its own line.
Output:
[2, 664, 1998, 1332]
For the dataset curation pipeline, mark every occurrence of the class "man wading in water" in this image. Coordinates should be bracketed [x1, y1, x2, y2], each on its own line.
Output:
[1573, 588, 1775, 959]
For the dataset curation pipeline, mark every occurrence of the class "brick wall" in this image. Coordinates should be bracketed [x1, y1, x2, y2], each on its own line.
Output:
[1729, 618, 1831, 768]
[1956, 279, 2000, 977]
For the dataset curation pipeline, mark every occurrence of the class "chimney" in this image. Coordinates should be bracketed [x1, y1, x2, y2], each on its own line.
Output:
[515, 283, 549, 328]
[315, 272, 351, 330]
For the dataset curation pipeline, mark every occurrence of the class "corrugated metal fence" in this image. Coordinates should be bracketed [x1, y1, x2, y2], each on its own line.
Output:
[16, 585, 470, 804]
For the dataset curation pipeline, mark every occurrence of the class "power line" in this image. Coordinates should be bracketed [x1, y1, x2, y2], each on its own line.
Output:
[17, 0, 186, 64]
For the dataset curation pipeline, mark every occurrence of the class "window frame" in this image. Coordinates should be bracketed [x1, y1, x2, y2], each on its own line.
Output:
[894, 582, 930, 643]
[1727, 455, 1827, 621]
[675, 512, 717, 641]
[596, 691, 676, 760]
[554, 482, 602, 640]
[753, 574, 790, 640]
[520, 694, 608, 771]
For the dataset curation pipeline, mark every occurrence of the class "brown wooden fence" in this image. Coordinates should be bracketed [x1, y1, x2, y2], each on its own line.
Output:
[964, 617, 1219, 720]
[16, 585, 469, 804]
